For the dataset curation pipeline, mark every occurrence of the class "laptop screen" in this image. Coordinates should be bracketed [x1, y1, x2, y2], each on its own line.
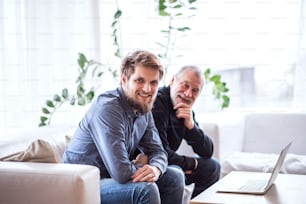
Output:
[265, 141, 292, 189]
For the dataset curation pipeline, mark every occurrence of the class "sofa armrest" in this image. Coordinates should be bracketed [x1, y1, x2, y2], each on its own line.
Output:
[0, 162, 100, 204]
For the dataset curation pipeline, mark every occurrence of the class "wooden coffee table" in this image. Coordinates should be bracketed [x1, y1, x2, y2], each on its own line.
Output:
[190, 171, 306, 204]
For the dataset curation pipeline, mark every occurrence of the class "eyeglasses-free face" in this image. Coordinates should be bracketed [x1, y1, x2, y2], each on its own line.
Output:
[170, 69, 203, 107]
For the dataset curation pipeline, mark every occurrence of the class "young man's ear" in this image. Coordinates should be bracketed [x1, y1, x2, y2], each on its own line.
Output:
[121, 74, 127, 84]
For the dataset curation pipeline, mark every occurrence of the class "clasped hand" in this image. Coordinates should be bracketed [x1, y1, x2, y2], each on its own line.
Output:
[131, 153, 161, 183]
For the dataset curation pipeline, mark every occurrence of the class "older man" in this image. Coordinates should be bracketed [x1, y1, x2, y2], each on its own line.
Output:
[152, 65, 220, 198]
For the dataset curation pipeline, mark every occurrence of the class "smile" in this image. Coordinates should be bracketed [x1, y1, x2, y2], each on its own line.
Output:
[178, 94, 192, 104]
[138, 92, 152, 98]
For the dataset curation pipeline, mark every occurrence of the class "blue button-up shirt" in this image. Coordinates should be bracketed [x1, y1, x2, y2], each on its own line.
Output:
[63, 87, 167, 183]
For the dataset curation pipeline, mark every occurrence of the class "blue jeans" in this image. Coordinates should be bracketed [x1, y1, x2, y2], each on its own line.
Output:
[100, 165, 185, 204]
[185, 157, 220, 198]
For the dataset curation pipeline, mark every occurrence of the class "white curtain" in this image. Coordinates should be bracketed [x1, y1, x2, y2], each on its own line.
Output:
[0, 0, 158, 136]
[1, 0, 305, 137]
[293, 0, 306, 110]
[0, 0, 112, 135]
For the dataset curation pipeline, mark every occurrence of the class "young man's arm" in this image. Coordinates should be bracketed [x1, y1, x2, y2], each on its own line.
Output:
[136, 112, 168, 181]
[89, 102, 138, 183]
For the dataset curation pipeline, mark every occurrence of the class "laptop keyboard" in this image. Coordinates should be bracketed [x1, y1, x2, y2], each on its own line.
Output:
[239, 179, 267, 191]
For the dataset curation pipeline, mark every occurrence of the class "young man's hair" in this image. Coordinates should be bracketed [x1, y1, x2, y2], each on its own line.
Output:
[121, 50, 164, 80]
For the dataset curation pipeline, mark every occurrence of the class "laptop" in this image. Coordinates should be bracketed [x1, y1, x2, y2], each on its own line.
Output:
[217, 141, 292, 195]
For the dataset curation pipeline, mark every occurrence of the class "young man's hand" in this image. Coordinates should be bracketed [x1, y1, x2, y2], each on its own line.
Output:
[131, 164, 161, 183]
[174, 102, 194, 129]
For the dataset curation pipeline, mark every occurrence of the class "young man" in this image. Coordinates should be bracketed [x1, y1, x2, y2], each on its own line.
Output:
[63, 50, 185, 204]
[152, 66, 221, 198]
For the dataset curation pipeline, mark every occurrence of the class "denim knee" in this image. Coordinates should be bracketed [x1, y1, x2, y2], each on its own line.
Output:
[135, 182, 161, 204]
[100, 179, 160, 204]
[167, 165, 185, 187]
[157, 165, 185, 204]
[198, 158, 220, 179]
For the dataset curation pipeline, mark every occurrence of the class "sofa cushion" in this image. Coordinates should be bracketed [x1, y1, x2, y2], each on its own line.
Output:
[221, 152, 306, 177]
[243, 113, 306, 154]
[0, 139, 60, 163]
[0, 125, 75, 162]
[0, 162, 100, 204]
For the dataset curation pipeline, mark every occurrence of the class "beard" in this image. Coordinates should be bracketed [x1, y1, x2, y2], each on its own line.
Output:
[126, 93, 155, 114]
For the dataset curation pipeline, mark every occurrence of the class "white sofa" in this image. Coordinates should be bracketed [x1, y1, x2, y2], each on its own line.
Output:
[0, 162, 100, 204]
[220, 112, 306, 177]
[183, 111, 306, 178]
[0, 124, 100, 204]
[5, 112, 304, 203]
[0, 123, 220, 204]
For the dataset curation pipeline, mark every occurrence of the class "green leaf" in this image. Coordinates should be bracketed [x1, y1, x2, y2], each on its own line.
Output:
[204, 68, 211, 80]
[77, 85, 85, 97]
[159, 10, 170, 16]
[112, 28, 117, 35]
[79, 71, 86, 80]
[40, 116, 48, 122]
[218, 82, 228, 92]
[78, 97, 86, 106]
[222, 95, 230, 109]
[114, 9, 122, 19]
[204, 68, 211, 74]
[177, 27, 191, 32]
[42, 107, 50, 114]
[215, 91, 221, 99]
[86, 91, 95, 101]
[112, 70, 118, 78]
[75, 76, 81, 83]
[62, 88, 69, 99]
[97, 71, 104, 77]
[159, 0, 167, 11]
[78, 53, 87, 69]
[115, 50, 120, 57]
[210, 75, 221, 83]
[46, 100, 55, 108]
[39, 122, 46, 127]
[53, 94, 61, 102]
[111, 21, 117, 27]
[173, 5, 182, 9]
[188, 0, 197, 3]
[70, 97, 76, 105]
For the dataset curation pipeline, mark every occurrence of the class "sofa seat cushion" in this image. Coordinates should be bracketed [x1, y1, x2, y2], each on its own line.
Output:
[221, 152, 306, 177]
[0, 162, 100, 204]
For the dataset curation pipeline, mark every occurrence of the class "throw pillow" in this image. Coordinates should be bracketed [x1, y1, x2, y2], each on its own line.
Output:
[0, 139, 61, 163]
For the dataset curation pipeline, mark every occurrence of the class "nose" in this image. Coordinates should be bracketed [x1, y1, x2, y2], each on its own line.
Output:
[143, 83, 151, 92]
[184, 88, 193, 97]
